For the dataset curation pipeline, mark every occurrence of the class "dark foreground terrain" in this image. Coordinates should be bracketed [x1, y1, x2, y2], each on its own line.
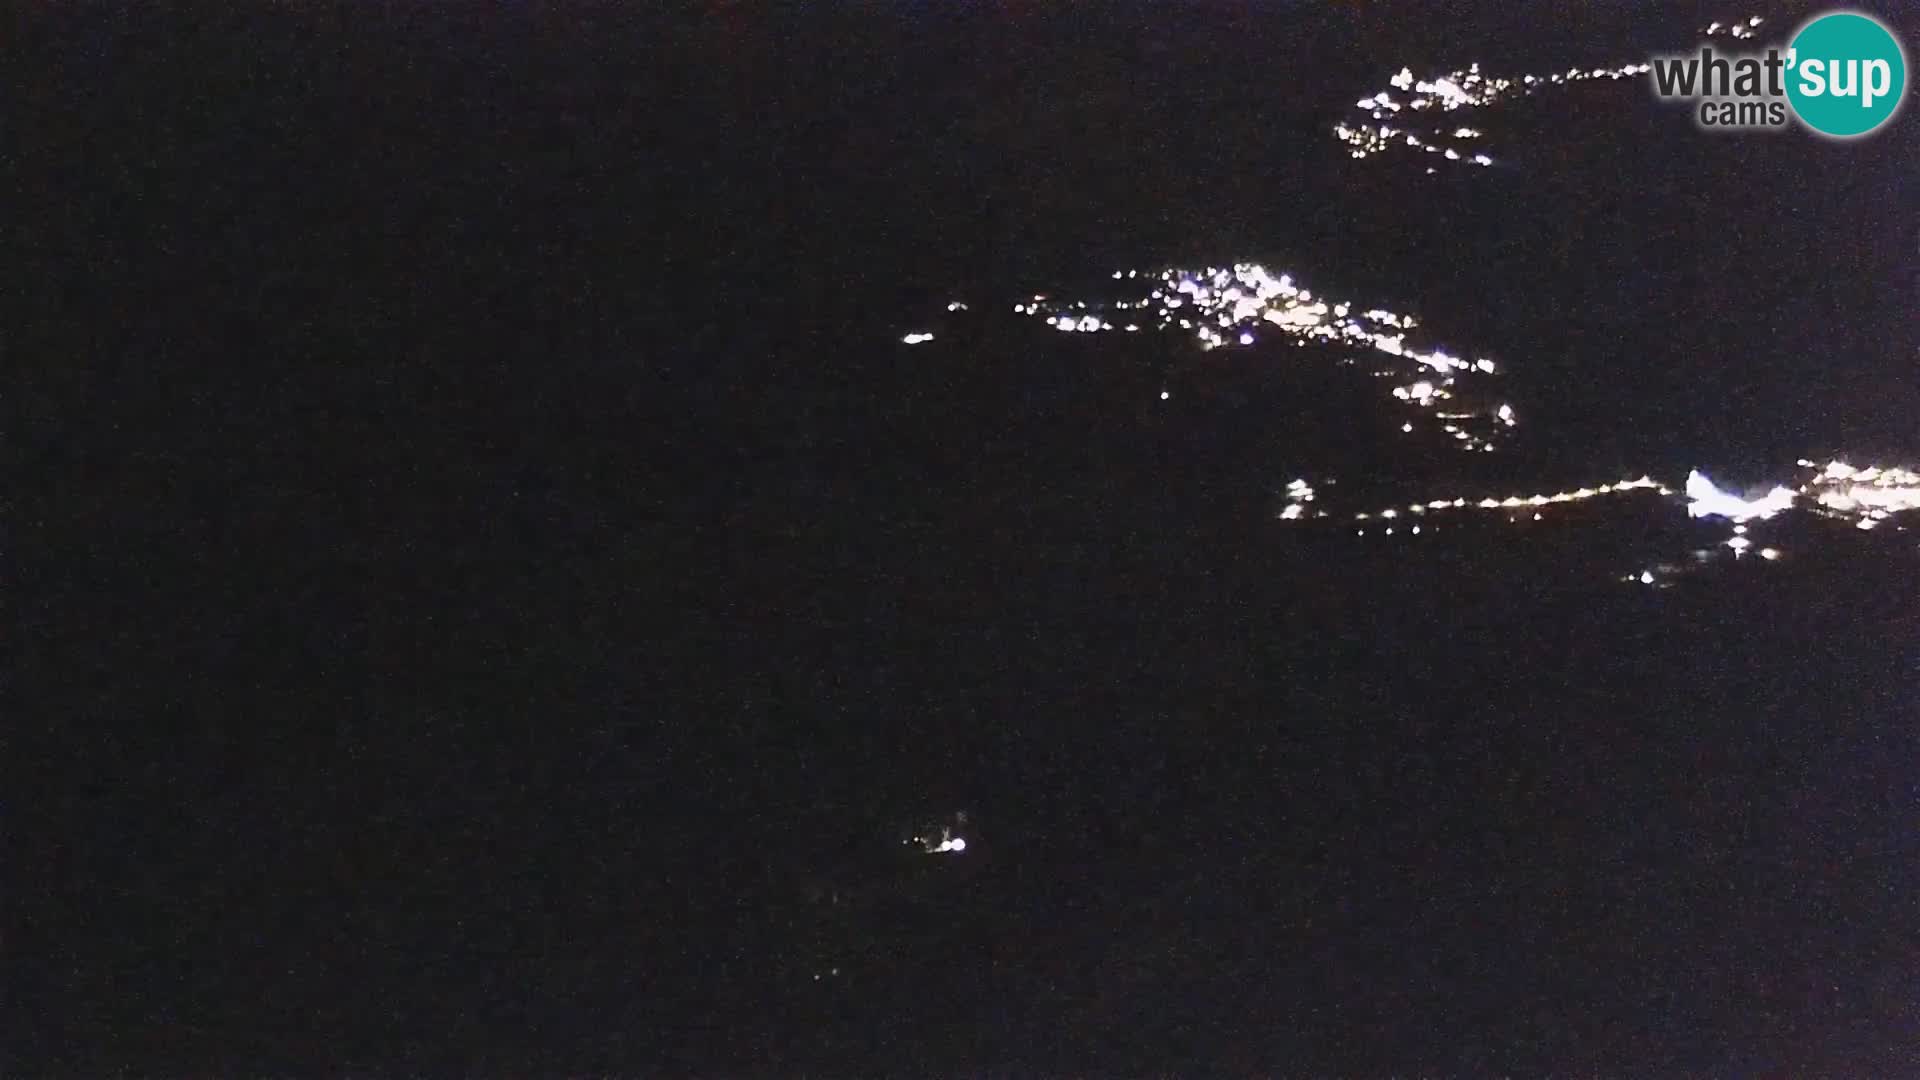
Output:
[18, 2, 1919, 1074]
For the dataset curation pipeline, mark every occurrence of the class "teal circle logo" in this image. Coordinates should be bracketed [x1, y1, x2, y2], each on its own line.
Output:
[1785, 11, 1907, 138]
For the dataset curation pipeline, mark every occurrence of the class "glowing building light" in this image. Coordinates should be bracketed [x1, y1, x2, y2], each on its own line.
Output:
[1685, 470, 1796, 522]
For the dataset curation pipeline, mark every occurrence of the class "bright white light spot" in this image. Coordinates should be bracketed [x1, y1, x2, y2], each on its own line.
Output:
[1160, 390, 1170, 401]
[902, 332, 935, 345]
[1402, 422, 1414, 433]
[1640, 570, 1655, 584]
[1686, 470, 1796, 522]
[1759, 547, 1781, 560]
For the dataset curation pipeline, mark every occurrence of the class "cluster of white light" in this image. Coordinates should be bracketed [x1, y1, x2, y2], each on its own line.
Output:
[1309, 467, 1822, 583]
[1792, 459, 1920, 530]
[982, 266, 1912, 577]
[1607, 459, 1915, 575]
[901, 332, 936, 345]
[1053, 314, 1112, 333]
[907, 815, 971, 856]
[960, 9, 1920, 585]
[1681, 460, 1920, 531]
[1393, 379, 1444, 405]
[1328, 475, 1670, 526]
[1684, 469, 1798, 522]
[1706, 16, 1764, 40]
[1281, 477, 1328, 521]
[1334, 119, 1496, 167]
[1021, 263, 1514, 451]
[1338, 56, 1659, 169]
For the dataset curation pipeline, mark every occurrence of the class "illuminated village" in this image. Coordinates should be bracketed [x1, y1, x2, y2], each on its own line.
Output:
[888, 11, 1920, 596]
[1332, 16, 1766, 171]
[1017, 263, 1513, 453]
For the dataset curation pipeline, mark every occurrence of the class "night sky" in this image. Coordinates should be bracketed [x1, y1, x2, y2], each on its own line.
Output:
[17, 1, 1920, 1073]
